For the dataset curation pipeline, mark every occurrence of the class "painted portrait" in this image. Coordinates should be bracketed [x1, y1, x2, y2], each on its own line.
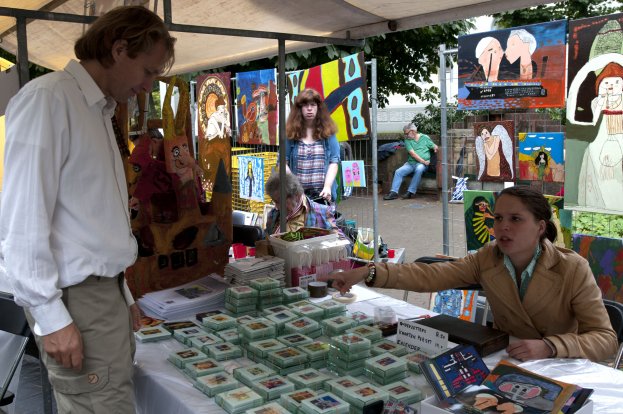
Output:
[237, 156, 264, 202]
[572, 234, 623, 303]
[458, 20, 567, 110]
[463, 190, 497, 253]
[196, 72, 232, 202]
[566, 13, 623, 213]
[518, 132, 564, 182]
[473, 121, 515, 182]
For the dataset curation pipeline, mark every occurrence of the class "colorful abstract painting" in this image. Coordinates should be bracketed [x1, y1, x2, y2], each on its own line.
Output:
[518, 132, 564, 182]
[430, 290, 479, 322]
[566, 13, 623, 214]
[458, 20, 567, 110]
[341, 160, 366, 187]
[473, 121, 515, 182]
[287, 52, 370, 141]
[463, 190, 496, 253]
[236, 69, 278, 145]
[196, 72, 232, 201]
[572, 234, 623, 303]
[238, 156, 264, 202]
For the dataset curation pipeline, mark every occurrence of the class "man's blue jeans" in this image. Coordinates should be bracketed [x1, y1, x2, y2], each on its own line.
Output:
[391, 161, 427, 194]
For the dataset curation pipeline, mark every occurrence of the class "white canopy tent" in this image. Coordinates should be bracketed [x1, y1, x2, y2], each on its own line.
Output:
[1, 0, 552, 75]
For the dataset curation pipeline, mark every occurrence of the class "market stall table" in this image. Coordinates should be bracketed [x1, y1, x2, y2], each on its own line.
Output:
[133, 283, 623, 414]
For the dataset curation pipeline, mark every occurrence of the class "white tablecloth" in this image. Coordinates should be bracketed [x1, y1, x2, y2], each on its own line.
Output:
[133, 284, 623, 414]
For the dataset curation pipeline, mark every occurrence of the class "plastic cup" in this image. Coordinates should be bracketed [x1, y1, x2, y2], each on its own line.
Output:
[232, 243, 247, 259]
[388, 249, 395, 258]
[248, 247, 256, 257]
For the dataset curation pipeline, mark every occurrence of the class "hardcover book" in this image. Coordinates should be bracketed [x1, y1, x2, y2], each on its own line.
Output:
[483, 359, 584, 414]
[420, 344, 490, 400]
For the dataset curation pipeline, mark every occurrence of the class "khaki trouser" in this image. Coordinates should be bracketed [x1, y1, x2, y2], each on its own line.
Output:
[26, 274, 136, 414]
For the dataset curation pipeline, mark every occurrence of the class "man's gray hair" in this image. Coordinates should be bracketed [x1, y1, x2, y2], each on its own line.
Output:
[508, 29, 537, 55]
[403, 122, 417, 133]
[265, 172, 304, 200]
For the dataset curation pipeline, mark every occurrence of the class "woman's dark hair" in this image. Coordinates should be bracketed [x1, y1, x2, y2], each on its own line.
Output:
[286, 88, 337, 140]
[534, 151, 549, 166]
[75, 6, 176, 71]
[496, 186, 557, 242]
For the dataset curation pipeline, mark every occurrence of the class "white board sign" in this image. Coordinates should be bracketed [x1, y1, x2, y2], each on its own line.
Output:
[396, 318, 448, 355]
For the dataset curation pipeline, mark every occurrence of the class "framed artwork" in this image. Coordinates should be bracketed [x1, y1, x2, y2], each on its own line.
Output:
[429, 290, 479, 322]
[543, 195, 567, 249]
[262, 204, 275, 230]
[572, 234, 623, 303]
[518, 132, 564, 182]
[287, 52, 370, 141]
[458, 20, 567, 110]
[473, 121, 515, 182]
[236, 69, 278, 145]
[463, 190, 497, 253]
[566, 13, 623, 213]
[341, 160, 366, 187]
[196, 72, 232, 201]
[237, 156, 264, 202]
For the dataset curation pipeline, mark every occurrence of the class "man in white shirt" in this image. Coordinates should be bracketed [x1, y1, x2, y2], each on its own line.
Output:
[0, 6, 175, 413]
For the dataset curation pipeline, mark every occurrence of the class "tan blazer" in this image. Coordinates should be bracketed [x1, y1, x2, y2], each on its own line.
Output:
[374, 239, 618, 362]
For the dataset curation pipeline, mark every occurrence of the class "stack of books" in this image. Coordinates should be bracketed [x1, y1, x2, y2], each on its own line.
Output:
[138, 274, 229, 320]
[224, 256, 286, 286]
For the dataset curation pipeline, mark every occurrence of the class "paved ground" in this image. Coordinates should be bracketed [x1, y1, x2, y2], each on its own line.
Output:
[339, 192, 466, 309]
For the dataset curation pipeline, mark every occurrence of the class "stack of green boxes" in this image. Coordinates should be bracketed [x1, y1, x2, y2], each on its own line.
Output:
[316, 299, 347, 318]
[283, 317, 322, 339]
[287, 368, 332, 391]
[282, 286, 310, 304]
[280, 388, 319, 413]
[345, 325, 383, 343]
[246, 339, 286, 363]
[297, 340, 330, 369]
[327, 333, 371, 376]
[370, 339, 408, 357]
[233, 363, 276, 388]
[340, 383, 389, 414]
[321, 315, 357, 337]
[324, 376, 364, 399]
[364, 352, 409, 385]
[225, 286, 258, 316]
[298, 392, 350, 414]
[194, 371, 239, 397]
[251, 375, 296, 400]
[238, 318, 277, 348]
[265, 347, 309, 375]
[250, 277, 283, 310]
[215, 386, 264, 414]
[382, 381, 424, 405]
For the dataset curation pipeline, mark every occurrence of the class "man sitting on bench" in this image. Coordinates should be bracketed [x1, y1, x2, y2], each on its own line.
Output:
[384, 123, 438, 200]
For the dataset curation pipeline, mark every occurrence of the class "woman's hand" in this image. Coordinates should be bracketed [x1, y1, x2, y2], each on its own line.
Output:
[318, 266, 368, 294]
[506, 339, 552, 361]
[319, 186, 332, 201]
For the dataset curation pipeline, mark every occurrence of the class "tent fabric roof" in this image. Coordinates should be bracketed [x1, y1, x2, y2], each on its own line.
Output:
[0, 0, 551, 75]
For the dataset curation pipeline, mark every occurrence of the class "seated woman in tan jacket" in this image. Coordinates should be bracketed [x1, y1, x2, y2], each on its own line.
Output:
[325, 187, 618, 362]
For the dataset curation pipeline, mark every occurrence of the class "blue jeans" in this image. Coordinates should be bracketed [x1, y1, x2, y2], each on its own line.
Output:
[391, 162, 427, 194]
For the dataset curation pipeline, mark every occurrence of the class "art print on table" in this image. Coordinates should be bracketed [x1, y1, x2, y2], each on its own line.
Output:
[572, 233, 623, 302]
[236, 69, 278, 145]
[473, 121, 515, 182]
[566, 13, 623, 213]
[482, 360, 576, 413]
[430, 290, 479, 322]
[463, 190, 497, 253]
[237, 156, 264, 202]
[341, 160, 366, 187]
[518, 132, 565, 182]
[458, 20, 567, 110]
[287, 52, 370, 141]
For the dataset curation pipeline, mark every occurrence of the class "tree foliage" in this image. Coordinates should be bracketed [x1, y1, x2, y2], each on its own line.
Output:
[493, 0, 623, 28]
[198, 21, 473, 108]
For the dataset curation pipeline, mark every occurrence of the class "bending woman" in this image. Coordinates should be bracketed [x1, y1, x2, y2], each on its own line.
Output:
[324, 187, 617, 362]
[285, 88, 340, 203]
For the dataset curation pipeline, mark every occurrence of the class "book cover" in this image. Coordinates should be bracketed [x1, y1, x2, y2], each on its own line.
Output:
[454, 384, 549, 413]
[420, 344, 490, 400]
[482, 360, 578, 413]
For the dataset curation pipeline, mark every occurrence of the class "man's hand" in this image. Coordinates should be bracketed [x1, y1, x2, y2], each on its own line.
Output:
[317, 267, 368, 294]
[319, 187, 332, 201]
[130, 303, 142, 331]
[506, 339, 552, 361]
[43, 322, 84, 371]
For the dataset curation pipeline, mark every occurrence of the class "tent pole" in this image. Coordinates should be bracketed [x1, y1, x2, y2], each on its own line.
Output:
[278, 38, 287, 232]
[16, 16, 29, 87]
[439, 44, 449, 256]
[371, 58, 379, 262]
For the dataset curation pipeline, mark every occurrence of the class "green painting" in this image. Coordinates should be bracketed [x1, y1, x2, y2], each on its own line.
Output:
[463, 190, 497, 253]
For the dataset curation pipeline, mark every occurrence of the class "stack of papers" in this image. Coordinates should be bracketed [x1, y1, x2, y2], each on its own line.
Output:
[224, 256, 286, 286]
[138, 274, 230, 320]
